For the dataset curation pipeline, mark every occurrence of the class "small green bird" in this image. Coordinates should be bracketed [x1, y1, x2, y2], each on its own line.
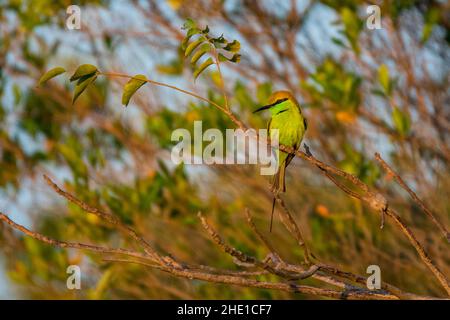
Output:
[254, 90, 307, 231]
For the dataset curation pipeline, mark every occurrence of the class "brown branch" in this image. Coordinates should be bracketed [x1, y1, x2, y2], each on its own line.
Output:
[99, 72, 246, 130]
[304, 145, 363, 200]
[244, 207, 423, 299]
[201, 210, 428, 299]
[0, 211, 146, 260]
[103, 257, 268, 277]
[374, 152, 450, 243]
[316, 263, 440, 300]
[244, 208, 320, 280]
[244, 208, 279, 256]
[198, 212, 259, 266]
[384, 208, 450, 295]
[43, 174, 162, 262]
[275, 195, 312, 263]
[1, 208, 440, 299]
[279, 144, 449, 296]
[0, 209, 400, 300]
[200, 211, 326, 282]
[103, 257, 400, 300]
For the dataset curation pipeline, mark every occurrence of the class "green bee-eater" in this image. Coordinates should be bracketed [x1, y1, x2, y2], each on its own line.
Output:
[254, 91, 307, 231]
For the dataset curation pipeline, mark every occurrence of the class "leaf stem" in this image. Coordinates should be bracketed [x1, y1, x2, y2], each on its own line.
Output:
[100, 72, 228, 113]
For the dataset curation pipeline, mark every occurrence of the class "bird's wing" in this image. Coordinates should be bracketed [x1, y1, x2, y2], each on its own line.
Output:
[285, 127, 303, 168]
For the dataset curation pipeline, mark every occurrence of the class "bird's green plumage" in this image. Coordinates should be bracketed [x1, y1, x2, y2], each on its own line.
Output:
[267, 99, 306, 193]
[254, 91, 306, 231]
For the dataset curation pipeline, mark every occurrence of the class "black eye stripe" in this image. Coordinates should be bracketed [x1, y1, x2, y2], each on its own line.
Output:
[274, 98, 288, 105]
[266, 98, 288, 108]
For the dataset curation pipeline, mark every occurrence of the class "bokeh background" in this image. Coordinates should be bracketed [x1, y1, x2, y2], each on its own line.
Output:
[0, 0, 449, 299]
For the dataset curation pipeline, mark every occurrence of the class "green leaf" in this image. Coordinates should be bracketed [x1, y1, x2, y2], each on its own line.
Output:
[182, 27, 201, 49]
[218, 53, 240, 63]
[76, 73, 95, 85]
[72, 74, 97, 105]
[13, 84, 21, 104]
[190, 43, 211, 65]
[193, 57, 214, 80]
[182, 18, 197, 30]
[331, 37, 346, 48]
[223, 40, 240, 53]
[70, 64, 98, 82]
[38, 67, 66, 86]
[392, 106, 410, 136]
[229, 53, 241, 63]
[218, 53, 228, 62]
[121, 74, 147, 106]
[201, 25, 210, 34]
[212, 35, 226, 47]
[421, 24, 434, 43]
[185, 37, 205, 57]
[369, 85, 381, 93]
[422, 8, 440, 43]
[340, 7, 362, 54]
[378, 64, 391, 95]
[156, 59, 183, 76]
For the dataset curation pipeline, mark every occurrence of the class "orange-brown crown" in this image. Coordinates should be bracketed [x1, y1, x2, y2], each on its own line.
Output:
[267, 90, 299, 106]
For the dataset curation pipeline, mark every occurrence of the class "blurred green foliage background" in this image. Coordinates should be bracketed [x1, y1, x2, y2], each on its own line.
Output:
[0, 0, 449, 299]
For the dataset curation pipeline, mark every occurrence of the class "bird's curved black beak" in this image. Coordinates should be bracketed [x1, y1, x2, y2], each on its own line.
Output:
[253, 104, 273, 113]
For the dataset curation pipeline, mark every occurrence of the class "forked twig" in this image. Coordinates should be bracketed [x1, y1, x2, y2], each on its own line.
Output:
[374, 152, 450, 243]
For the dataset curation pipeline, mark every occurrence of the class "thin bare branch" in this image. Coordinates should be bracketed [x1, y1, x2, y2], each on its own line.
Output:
[0, 211, 146, 260]
[384, 208, 450, 295]
[43, 174, 162, 262]
[374, 152, 450, 243]
[103, 257, 400, 300]
[275, 195, 311, 263]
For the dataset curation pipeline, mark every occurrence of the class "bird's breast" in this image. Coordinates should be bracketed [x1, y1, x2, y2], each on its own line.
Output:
[269, 109, 305, 148]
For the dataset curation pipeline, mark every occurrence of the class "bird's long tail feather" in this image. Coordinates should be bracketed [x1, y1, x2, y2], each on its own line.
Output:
[270, 161, 287, 232]
[271, 162, 286, 193]
[270, 196, 276, 232]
